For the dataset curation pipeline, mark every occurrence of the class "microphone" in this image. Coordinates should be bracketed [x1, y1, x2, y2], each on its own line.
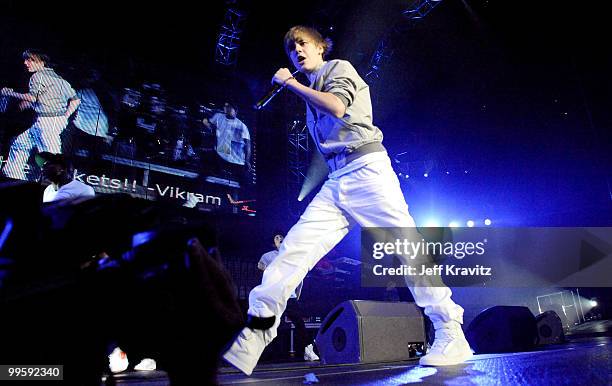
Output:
[253, 69, 300, 110]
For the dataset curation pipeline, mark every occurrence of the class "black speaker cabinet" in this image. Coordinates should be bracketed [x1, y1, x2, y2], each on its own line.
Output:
[536, 310, 565, 345]
[315, 300, 425, 364]
[466, 305, 537, 354]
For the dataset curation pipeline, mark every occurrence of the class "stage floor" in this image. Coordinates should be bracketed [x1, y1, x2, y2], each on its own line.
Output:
[107, 334, 611, 385]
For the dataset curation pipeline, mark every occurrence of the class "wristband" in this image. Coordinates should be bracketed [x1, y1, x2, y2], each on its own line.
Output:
[246, 315, 276, 330]
[283, 76, 295, 86]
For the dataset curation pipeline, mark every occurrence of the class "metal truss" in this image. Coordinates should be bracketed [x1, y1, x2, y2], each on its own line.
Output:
[286, 117, 312, 218]
[365, 38, 393, 82]
[215, 7, 246, 66]
[365, 0, 445, 86]
[403, 0, 444, 20]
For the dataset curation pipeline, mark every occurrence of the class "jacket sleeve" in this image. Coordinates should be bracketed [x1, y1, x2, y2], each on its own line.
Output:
[322, 60, 359, 108]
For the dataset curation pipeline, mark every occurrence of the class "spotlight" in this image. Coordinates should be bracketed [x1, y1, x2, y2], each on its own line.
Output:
[448, 221, 460, 228]
[405, 175, 410, 179]
[484, 219, 492, 226]
[589, 300, 598, 307]
[424, 219, 440, 227]
[424, 173, 429, 178]
[398, 172, 403, 177]
[466, 220, 475, 227]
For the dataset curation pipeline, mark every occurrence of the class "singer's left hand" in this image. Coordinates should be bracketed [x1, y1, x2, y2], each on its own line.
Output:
[272, 68, 294, 86]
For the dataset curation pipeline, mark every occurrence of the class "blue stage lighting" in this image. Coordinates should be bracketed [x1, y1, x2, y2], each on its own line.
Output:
[424, 219, 440, 227]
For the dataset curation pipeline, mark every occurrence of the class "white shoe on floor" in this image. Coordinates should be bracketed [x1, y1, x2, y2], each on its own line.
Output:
[108, 347, 129, 373]
[419, 321, 473, 366]
[134, 358, 157, 371]
[304, 344, 319, 361]
[223, 327, 268, 376]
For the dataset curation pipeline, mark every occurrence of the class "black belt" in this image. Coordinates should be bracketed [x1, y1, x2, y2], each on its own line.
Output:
[325, 142, 386, 172]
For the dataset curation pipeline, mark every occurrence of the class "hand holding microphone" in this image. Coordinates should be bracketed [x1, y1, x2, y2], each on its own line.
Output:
[272, 68, 297, 87]
[253, 68, 300, 110]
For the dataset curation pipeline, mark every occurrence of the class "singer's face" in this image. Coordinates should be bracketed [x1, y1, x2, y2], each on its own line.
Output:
[24, 57, 44, 73]
[288, 36, 324, 73]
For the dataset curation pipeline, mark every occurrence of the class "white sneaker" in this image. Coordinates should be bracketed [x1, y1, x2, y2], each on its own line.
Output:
[304, 344, 319, 361]
[134, 358, 157, 371]
[108, 347, 129, 373]
[223, 327, 268, 376]
[419, 321, 473, 366]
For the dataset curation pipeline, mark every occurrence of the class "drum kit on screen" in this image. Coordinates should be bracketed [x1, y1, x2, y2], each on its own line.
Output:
[117, 83, 221, 166]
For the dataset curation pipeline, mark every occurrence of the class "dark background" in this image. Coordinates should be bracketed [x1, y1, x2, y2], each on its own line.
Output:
[1, 0, 610, 316]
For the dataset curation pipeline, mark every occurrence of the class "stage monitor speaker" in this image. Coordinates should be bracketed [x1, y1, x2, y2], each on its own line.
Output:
[466, 305, 537, 354]
[535, 310, 565, 345]
[547, 303, 571, 329]
[315, 300, 425, 365]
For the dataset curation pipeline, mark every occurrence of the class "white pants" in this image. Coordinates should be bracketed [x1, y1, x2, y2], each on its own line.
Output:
[3, 116, 68, 180]
[249, 154, 464, 341]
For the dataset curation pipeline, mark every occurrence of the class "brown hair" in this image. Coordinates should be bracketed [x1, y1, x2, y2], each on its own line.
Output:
[22, 49, 50, 65]
[284, 26, 333, 58]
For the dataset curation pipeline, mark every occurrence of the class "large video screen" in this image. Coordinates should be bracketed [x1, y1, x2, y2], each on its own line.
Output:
[0, 62, 256, 216]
